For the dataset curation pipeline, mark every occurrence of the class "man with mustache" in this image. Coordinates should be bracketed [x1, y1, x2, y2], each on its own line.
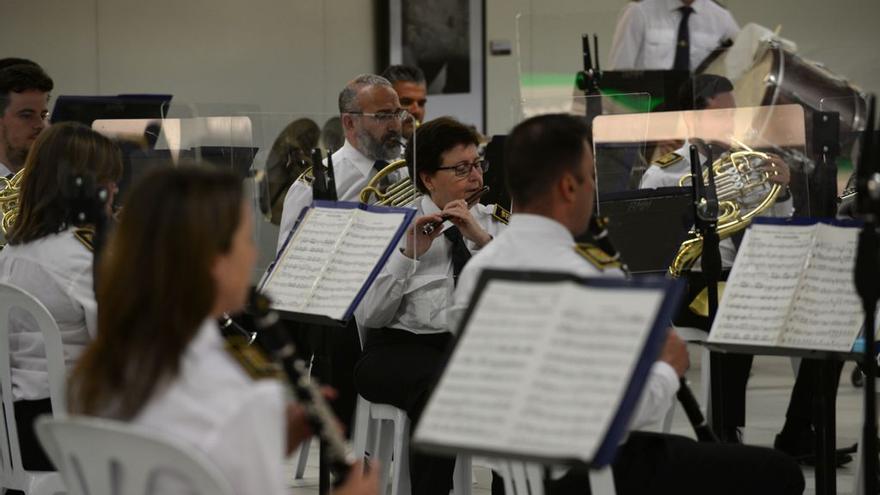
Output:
[278, 74, 409, 248]
[275, 73, 410, 435]
[0, 60, 53, 178]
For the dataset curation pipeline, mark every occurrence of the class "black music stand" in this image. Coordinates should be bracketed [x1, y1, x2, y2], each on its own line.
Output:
[591, 187, 694, 274]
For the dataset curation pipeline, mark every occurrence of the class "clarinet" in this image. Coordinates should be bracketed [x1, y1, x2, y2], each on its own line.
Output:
[587, 214, 718, 443]
[248, 290, 356, 483]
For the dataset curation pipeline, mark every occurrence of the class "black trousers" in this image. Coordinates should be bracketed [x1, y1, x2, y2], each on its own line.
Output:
[353, 328, 454, 495]
[548, 432, 805, 495]
[13, 398, 54, 471]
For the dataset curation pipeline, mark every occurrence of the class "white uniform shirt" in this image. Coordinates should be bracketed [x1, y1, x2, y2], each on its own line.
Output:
[356, 195, 506, 335]
[639, 142, 793, 268]
[276, 139, 408, 253]
[0, 228, 96, 401]
[608, 0, 739, 71]
[0, 161, 11, 178]
[451, 214, 678, 431]
[133, 319, 288, 495]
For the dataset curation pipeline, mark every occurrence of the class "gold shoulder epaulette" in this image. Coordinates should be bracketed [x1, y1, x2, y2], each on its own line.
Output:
[224, 335, 283, 380]
[574, 242, 622, 272]
[73, 227, 95, 252]
[654, 152, 683, 169]
[492, 204, 511, 224]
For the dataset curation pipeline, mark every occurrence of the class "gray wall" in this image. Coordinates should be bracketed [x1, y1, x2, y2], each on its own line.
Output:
[0, 0, 377, 115]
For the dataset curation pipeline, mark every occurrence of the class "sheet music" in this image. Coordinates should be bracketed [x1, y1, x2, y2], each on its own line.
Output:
[709, 223, 815, 346]
[782, 223, 862, 351]
[262, 207, 407, 320]
[414, 279, 665, 462]
[710, 221, 862, 351]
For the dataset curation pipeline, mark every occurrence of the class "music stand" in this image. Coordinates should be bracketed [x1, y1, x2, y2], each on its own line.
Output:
[590, 187, 694, 274]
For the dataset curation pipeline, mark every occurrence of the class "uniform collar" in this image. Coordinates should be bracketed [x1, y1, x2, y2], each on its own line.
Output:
[508, 214, 576, 246]
[667, 0, 704, 13]
[339, 139, 378, 180]
[190, 318, 224, 355]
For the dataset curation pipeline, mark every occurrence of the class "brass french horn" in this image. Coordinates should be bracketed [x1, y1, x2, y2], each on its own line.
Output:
[668, 143, 783, 277]
[358, 159, 418, 206]
[0, 169, 23, 247]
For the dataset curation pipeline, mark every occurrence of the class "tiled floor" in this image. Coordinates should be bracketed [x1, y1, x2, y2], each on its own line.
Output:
[286, 348, 871, 494]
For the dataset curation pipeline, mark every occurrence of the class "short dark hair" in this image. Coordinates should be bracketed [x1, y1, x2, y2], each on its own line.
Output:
[504, 114, 590, 206]
[0, 63, 54, 113]
[678, 74, 734, 110]
[405, 116, 480, 193]
[0, 58, 40, 71]
[381, 64, 426, 86]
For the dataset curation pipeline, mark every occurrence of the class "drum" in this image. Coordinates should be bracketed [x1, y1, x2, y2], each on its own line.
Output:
[704, 40, 868, 159]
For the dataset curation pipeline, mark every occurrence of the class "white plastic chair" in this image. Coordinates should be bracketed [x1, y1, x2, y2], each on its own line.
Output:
[35, 415, 234, 495]
[351, 395, 472, 495]
[494, 460, 616, 495]
[0, 282, 66, 495]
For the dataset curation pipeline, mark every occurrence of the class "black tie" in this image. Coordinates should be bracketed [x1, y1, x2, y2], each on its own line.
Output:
[673, 6, 694, 71]
[444, 226, 472, 286]
[373, 160, 388, 172]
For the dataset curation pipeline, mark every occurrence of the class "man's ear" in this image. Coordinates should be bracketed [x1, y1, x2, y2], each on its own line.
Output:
[341, 114, 356, 132]
[558, 173, 577, 203]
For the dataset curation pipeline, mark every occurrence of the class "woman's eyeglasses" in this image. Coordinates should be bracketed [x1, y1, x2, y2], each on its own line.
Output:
[436, 158, 489, 178]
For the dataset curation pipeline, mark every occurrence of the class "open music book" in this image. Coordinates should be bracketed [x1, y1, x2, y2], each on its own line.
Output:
[260, 201, 415, 325]
[412, 270, 684, 467]
[708, 218, 863, 352]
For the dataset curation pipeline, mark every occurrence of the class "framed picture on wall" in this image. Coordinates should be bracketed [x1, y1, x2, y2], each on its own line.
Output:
[387, 0, 485, 131]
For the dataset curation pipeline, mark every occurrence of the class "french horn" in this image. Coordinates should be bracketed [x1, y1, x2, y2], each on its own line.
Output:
[668, 143, 783, 277]
[0, 169, 23, 247]
[358, 159, 418, 206]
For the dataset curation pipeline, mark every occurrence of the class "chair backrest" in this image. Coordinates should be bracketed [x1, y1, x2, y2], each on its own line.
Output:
[35, 415, 235, 495]
[0, 281, 67, 480]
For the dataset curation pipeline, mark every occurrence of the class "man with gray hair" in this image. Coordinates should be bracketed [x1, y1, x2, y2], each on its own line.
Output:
[278, 73, 409, 246]
[275, 74, 410, 435]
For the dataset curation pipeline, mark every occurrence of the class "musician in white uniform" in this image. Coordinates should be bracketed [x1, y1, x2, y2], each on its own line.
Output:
[0, 122, 121, 470]
[355, 117, 508, 495]
[275, 73, 412, 433]
[277, 73, 410, 251]
[67, 166, 378, 495]
[452, 113, 804, 495]
[608, 0, 739, 71]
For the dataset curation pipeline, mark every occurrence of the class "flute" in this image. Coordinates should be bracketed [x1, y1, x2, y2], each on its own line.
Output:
[421, 185, 490, 235]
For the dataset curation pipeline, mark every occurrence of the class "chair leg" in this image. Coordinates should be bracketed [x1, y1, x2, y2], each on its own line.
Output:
[453, 454, 472, 495]
[589, 466, 617, 495]
[352, 396, 371, 462]
[854, 440, 864, 495]
[292, 436, 311, 479]
[390, 415, 411, 495]
[375, 420, 395, 495]
[524, 463, 545, 495]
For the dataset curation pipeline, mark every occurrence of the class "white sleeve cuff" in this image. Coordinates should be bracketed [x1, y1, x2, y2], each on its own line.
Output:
[385, 248, 419, 280]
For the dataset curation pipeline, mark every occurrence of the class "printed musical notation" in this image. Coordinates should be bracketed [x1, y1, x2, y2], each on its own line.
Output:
[262, 206, 408, 321]
[709, 222, 862, 352]
[414, 279, 665, 462]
